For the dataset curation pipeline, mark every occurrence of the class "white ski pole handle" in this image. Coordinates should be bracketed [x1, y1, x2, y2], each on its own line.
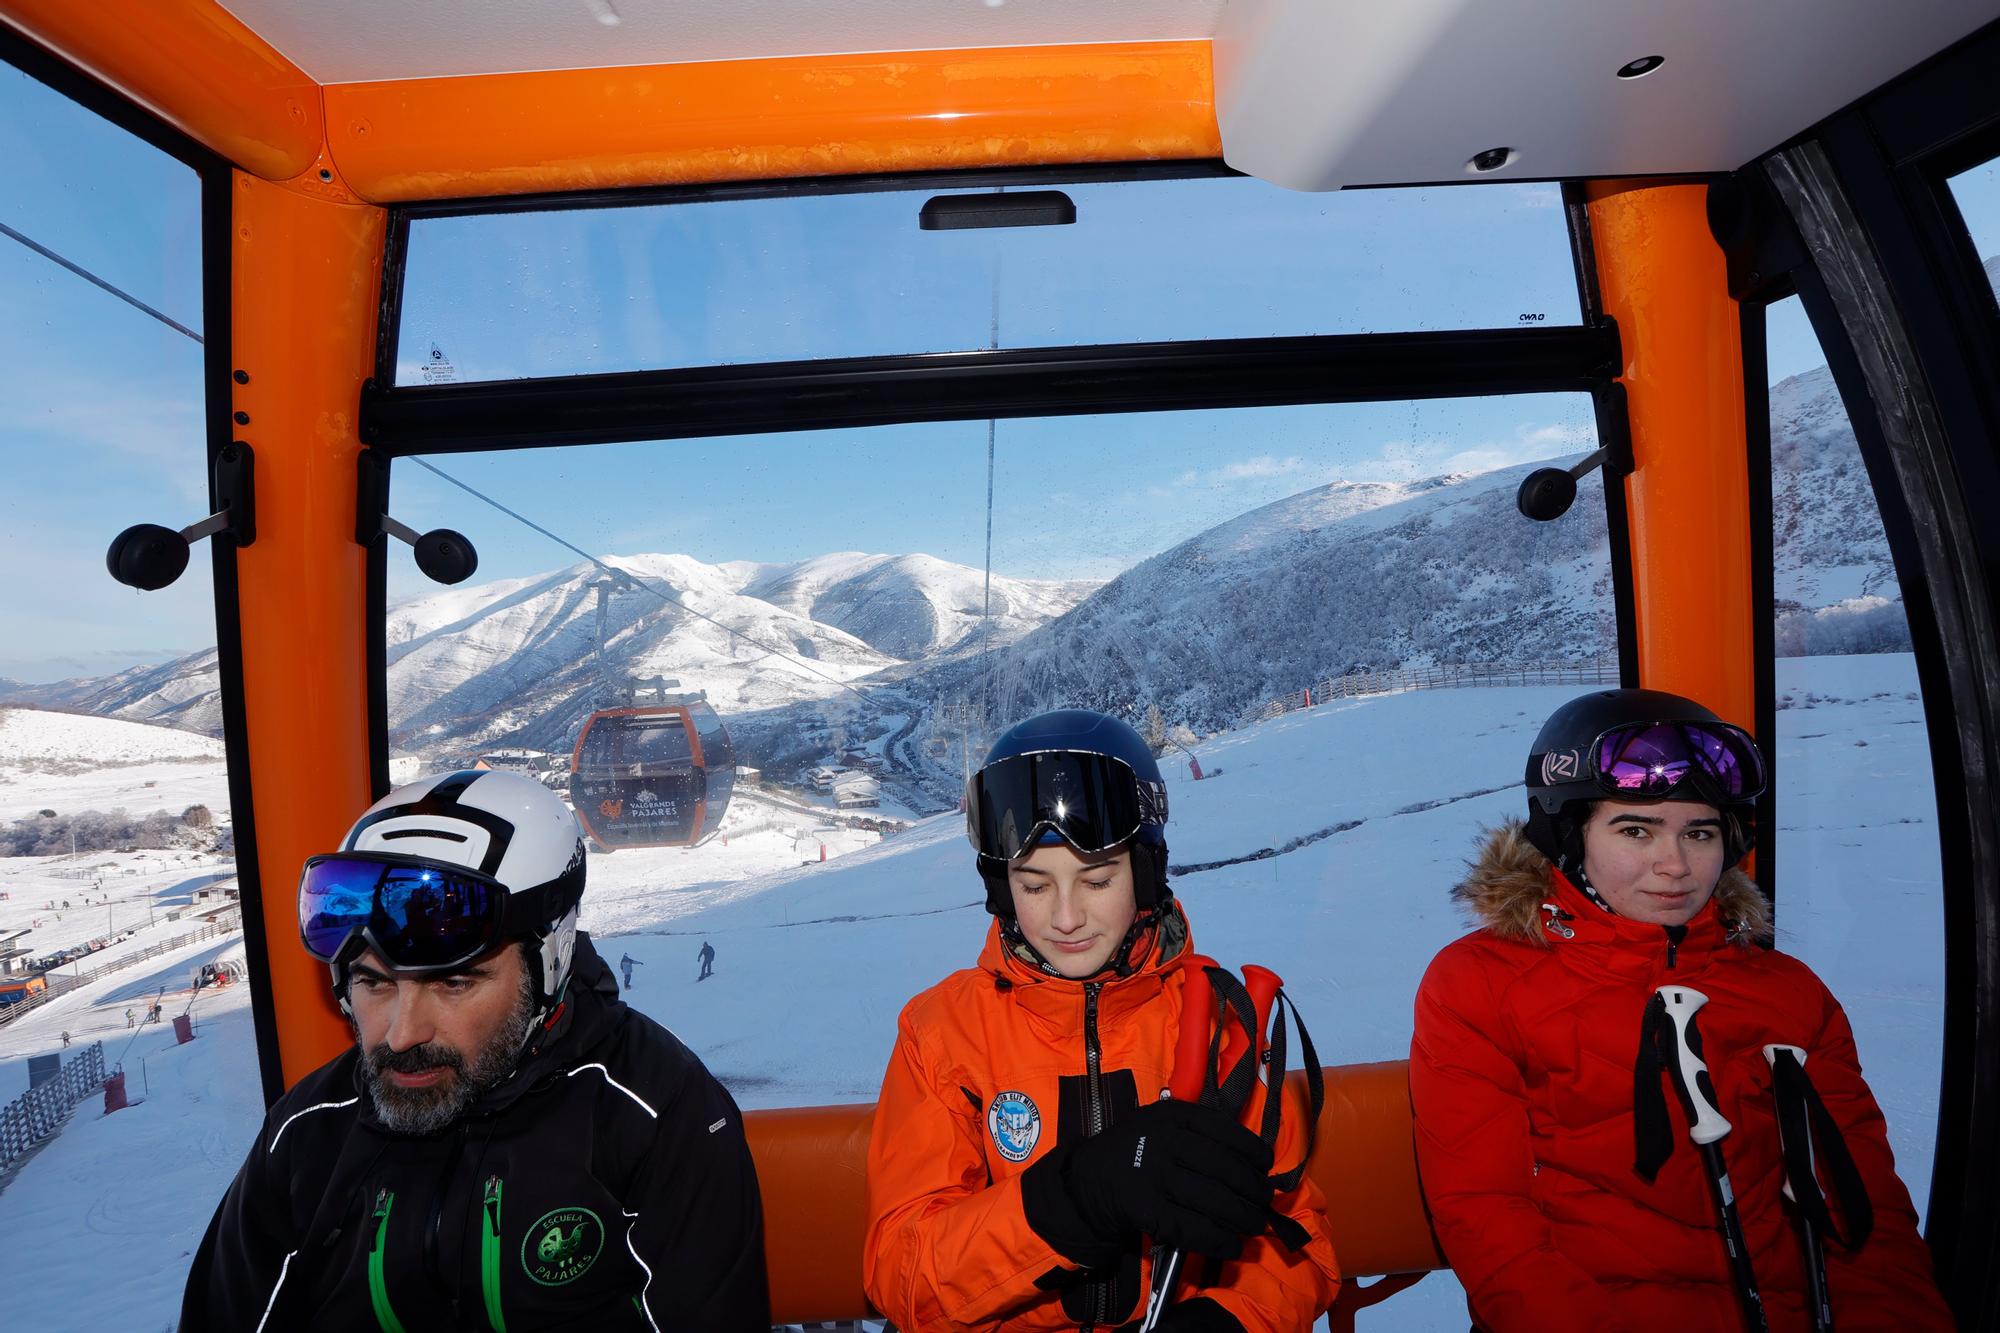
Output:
[1656, 985, 1732, 1146]
[1763, 1044, 1809, 1202]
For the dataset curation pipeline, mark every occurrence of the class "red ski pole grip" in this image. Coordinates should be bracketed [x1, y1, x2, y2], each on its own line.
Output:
[1169, 954, 1218, 1102]
[1242, 965, 1283, 1061]
[1219, 964, 1286, 1074]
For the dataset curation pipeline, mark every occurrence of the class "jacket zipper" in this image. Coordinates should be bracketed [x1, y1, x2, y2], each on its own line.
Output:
[481, 1174, 507, 1332]
[368, 1188, 410, 1333]
[426, 1122, 468, 1319]
[1085, 983, 1105, 1137]
[1664, 923, 1687, 970]
[1083, 981, 1108, 1329]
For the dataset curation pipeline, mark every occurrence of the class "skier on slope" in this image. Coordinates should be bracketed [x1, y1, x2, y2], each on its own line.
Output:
[697, 939, 716, 981]
[619, 950, 641, 990]
[180, 771, 767, 1331]
[1410, 689, 1949, 1330]
[864, 709, 1339, 1332]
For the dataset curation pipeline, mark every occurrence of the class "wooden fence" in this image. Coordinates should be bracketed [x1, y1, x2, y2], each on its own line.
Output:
[0, 1042, 105, 1176]
[1255, 660, 1620, 722]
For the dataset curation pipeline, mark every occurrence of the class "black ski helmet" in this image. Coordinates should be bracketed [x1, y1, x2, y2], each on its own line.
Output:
[1524, 687, 1763, 878]
[967, 708, 1171, 917]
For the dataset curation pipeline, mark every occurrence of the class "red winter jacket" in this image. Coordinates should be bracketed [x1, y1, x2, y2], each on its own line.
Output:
[864, 905, 1340, 1331]
[1410, 823, 1950, 1332]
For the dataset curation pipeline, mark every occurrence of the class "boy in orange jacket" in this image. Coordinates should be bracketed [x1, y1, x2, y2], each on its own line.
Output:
[865, 709, 1339, 1331]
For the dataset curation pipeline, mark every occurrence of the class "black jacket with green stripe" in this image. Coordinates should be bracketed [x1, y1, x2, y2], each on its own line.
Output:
[179, 936, 769, 1331]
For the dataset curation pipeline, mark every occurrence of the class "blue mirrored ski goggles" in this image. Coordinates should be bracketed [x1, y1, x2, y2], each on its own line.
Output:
[298, 852, 517, 973]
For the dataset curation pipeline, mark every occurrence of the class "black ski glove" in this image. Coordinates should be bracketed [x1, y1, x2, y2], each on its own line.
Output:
[1153, 1295, 1248, 1332]
[1021, 1099, 1275, 1265]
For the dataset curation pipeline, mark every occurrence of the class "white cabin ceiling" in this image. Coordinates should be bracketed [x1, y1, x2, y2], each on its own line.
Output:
[218, 0, 1223, 84]
[1214, 0, 2000, 189]
[215, 0, 2000, 189]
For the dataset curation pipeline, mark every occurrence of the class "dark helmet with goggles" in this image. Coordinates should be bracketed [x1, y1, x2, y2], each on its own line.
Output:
[298, 770, 586, 1016]
[1524, 688, 1767, 877]
[966, 708, 1171, 918]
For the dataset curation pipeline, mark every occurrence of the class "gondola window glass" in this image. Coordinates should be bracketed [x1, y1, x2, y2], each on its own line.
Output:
[393, 177, 1580, 383]
[1947, 157, 2000, 304]
[1763, 294, 1944, 1222]
[0, 60, 257, 1320]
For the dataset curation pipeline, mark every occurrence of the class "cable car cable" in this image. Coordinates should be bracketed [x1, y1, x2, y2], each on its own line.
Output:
[0, 219, 203, 344]
[406, 457, 875, 702]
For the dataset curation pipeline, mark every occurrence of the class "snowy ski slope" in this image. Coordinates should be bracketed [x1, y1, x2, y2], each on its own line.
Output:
[0, 707, 229, 826]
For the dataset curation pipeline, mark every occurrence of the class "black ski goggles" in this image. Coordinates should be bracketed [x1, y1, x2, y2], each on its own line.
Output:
[298, 852, 548, 974]
[1586, 720, 1767, 802]
[966, 750, 1166, 861]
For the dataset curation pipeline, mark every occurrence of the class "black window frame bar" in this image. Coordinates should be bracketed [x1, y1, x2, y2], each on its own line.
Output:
[1752, 18, 2000, 1323]
[359, 322, 1619, 455]
[1563, 180, 1643, 689]
[0, 25, 285, 1105]
[1738, 297, 1780, 916]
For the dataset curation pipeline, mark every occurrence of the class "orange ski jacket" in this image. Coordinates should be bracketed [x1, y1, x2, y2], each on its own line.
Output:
[864, 906, 1340, 1331]
[1410, 823, 1951, 1332]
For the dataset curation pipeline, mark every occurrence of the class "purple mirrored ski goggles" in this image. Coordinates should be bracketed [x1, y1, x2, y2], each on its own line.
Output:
[1593, 720, 1766, 801]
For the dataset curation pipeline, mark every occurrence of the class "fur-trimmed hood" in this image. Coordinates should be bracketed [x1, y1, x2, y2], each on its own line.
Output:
[1453, 820, 1773, 947]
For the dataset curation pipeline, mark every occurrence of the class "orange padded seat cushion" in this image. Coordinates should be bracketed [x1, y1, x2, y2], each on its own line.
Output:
[743, 1058, 1443, 1324]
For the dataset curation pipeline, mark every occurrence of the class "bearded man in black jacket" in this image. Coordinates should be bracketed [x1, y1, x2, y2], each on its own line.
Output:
[180, 771, 769, 1332]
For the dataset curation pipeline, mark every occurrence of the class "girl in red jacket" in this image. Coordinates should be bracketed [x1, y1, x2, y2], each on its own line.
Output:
[864, 709, 1339, 1332]
[1411, 688, 1951, 1331]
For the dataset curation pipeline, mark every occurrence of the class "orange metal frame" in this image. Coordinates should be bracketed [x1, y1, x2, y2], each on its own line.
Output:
[325, 42, 1221, 203]
[1587, 181, 1757, 732]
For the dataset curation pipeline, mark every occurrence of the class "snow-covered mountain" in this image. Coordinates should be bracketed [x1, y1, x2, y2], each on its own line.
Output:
[382, 552, 905, 756]
[906, 460, 1617, 734]
[0, 652, 225, 737]
[738, 552, 1093, 662]
[28, 549, 1097, 763]
[0, 704, 230, 825]
[1769, 364, 1911, 656]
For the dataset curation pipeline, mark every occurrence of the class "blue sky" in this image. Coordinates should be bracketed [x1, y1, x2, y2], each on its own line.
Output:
[6, 57, 1999, 681]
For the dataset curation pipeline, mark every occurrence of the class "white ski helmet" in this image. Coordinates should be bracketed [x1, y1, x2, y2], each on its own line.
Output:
[324, 769, 587, 1011]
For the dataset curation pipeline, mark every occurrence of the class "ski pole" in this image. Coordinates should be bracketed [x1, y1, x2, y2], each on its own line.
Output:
[1765, 1044, 1833, 1333]
[1167, 955, 1218, 1103]
[1656, 985, 1768, 1333]
[1145, 955, 1220, 1333]
[1142, 963, 1282, 1333]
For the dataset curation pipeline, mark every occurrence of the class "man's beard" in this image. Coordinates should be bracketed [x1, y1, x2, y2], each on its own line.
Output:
[359, 966, 537, 1135]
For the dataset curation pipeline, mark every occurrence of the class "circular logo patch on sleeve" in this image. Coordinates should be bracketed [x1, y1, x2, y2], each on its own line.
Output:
[987, 1090, 1042, 1163]
[522, 1206, 605, 1286]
